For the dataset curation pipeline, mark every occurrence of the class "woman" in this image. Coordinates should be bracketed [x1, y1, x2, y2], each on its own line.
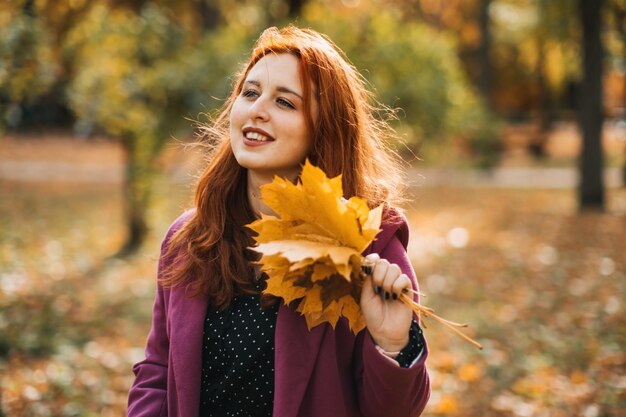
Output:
[127, 26, 430, 417]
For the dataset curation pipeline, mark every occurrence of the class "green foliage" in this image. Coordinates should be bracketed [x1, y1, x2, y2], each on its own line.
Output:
[158, 23, 258, 117]
[65, 3, 185, 145]
[0, 5, 58, 131]
[63, 3, 256, 251]
[301, 3, 500, 165]
[65, 3, 256, 143]
[2, 0, 505, 167]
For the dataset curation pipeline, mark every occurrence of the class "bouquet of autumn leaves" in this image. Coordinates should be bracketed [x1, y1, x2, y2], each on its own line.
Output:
[247, 160, 482, 349]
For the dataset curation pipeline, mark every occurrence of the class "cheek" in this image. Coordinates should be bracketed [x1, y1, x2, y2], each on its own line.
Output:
[230, 99, 246, 126]
[292, 116, 312, 146]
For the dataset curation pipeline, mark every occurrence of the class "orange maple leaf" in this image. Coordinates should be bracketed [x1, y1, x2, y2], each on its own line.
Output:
[248, 161, 483, 349]
[248, 160, 380, 332]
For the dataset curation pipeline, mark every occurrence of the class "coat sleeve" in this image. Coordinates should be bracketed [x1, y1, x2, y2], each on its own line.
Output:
[355, 213, 431, 417]
[126, 211, 194, 417]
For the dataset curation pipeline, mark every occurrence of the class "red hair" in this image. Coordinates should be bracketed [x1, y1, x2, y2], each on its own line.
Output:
[161, 26, 406, 307]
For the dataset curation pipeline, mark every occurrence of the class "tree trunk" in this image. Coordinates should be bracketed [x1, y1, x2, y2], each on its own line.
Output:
[614, 5, 626, 187]
[197, 0, 221, 32]
[287, 0, 307, 18]
[578, 0, 605, 210]
[22, 0, 35, 16]
[623, 60, 626, 187]
[530, 38, 552, 159]
[116, 141, 151, 257]
[477, 0, 492, 107]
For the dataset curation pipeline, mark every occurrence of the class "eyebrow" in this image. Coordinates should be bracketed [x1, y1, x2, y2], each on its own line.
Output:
[244, 80, 303, 100]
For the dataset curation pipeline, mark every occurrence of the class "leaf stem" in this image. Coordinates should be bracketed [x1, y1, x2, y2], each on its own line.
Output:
[398, 293, 483, 350]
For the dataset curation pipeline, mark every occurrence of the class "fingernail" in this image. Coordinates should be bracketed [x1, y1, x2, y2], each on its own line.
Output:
[361, 259, 375, 275]
[375, 286, 381, 295]
[384, 291, 390, 300]
[392, 292, 398, 300]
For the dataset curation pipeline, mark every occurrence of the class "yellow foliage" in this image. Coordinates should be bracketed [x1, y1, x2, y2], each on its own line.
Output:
[569, 369, 587, 385]
[248, 160, 382, 333]
[433, 394, 459, 415]
[458, 363, 482, 382]
[512, 368, 555, 398]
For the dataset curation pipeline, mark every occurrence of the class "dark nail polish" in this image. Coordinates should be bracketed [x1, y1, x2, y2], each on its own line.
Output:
[392, 292, 398, 300]
[374, 286, 381, 295]
[384, 291, 390, 300]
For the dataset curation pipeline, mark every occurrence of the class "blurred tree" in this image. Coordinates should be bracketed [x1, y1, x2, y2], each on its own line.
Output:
[65, 3, 190, 255]
[396, 0, 489, 92]
[403, 0, 588, 137]
[578, 0, 605, 210]
[477, 0, 493, 106]
[65, 2, 253, 255]
[302, 2, 501, 166]
[287, 0, 308, 17]
[530, 0, 579, 158]
[196, 0, 223, 31]
[608, 0, 626, 186]
[0, 0, 59, 133]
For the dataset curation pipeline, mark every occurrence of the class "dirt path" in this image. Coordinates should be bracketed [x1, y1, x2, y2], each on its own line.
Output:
[0, 125, 624, 187]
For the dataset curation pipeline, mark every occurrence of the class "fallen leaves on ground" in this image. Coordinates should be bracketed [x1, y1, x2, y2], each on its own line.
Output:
[1, 179, 625, 416]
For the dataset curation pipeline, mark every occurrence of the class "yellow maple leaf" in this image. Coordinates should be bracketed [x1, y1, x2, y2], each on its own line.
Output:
[255, 240, 358, 272]
[300, 299, 343, 329]
[248, 160, 382, 333]
[249, 161, 483, 348]
[295, 284, 323, 314]
[255, 161, 381, 253]
[265, 273, 307, 305]
[338, 294, 366, 333]
[311, 261, 337, 282]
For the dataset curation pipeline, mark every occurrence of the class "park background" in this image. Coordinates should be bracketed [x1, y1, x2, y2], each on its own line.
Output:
[0, 0, 625, 416]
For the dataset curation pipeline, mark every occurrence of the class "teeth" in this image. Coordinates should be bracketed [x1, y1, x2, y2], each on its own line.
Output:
[245, 131, 271, 141]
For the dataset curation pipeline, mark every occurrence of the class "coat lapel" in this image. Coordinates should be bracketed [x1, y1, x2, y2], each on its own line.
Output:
[273, 303, 327, 417]
[271, 219, 402, 416]
[169, 288, 208, 417]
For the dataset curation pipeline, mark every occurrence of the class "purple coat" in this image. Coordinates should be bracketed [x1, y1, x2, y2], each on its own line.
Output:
[127, 210, 430, 417]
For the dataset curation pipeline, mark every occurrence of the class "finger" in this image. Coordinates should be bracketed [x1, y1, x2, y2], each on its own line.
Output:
[390, 273, 412, 301]
[361, 253, 380, 275]
[371, 259, 389, 291]
[361, 253, 379, 276]
[361, 274, 376, 300]
[364, 253, 380, 263]
[381, 263, 402, 300]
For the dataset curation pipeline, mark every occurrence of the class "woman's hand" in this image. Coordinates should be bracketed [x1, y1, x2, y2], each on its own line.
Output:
[360, 253, 414, 353]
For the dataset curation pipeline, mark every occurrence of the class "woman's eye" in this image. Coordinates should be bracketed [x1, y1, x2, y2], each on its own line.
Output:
[276, 98, 295, 109]
[242, 89, 259, 98]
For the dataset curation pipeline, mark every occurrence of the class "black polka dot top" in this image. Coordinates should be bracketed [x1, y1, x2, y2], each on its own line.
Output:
[199, 281, 279, 417]
[198, 282, 424, 416]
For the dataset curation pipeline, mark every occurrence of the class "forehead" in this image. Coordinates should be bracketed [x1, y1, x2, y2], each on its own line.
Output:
[246, 53, 302, 86]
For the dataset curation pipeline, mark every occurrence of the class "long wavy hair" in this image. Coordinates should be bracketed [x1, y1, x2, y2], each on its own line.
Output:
[161, 26, 407, 308]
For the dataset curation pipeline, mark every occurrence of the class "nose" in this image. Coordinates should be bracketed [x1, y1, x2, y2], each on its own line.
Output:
[249, 95, 270, 121]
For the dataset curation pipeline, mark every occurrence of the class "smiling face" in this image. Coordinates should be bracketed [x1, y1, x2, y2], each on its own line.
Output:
[229, 53, 317, 182]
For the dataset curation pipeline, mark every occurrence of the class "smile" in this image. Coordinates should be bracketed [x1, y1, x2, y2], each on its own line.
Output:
[245, 131, 273, 141]
[243, 127, 275, 142]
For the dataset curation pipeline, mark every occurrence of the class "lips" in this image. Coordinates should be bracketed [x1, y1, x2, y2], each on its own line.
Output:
[243, 127, 274, 142]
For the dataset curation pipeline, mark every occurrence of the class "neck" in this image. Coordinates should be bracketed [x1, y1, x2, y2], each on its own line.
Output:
[247, 170, 278, 217]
